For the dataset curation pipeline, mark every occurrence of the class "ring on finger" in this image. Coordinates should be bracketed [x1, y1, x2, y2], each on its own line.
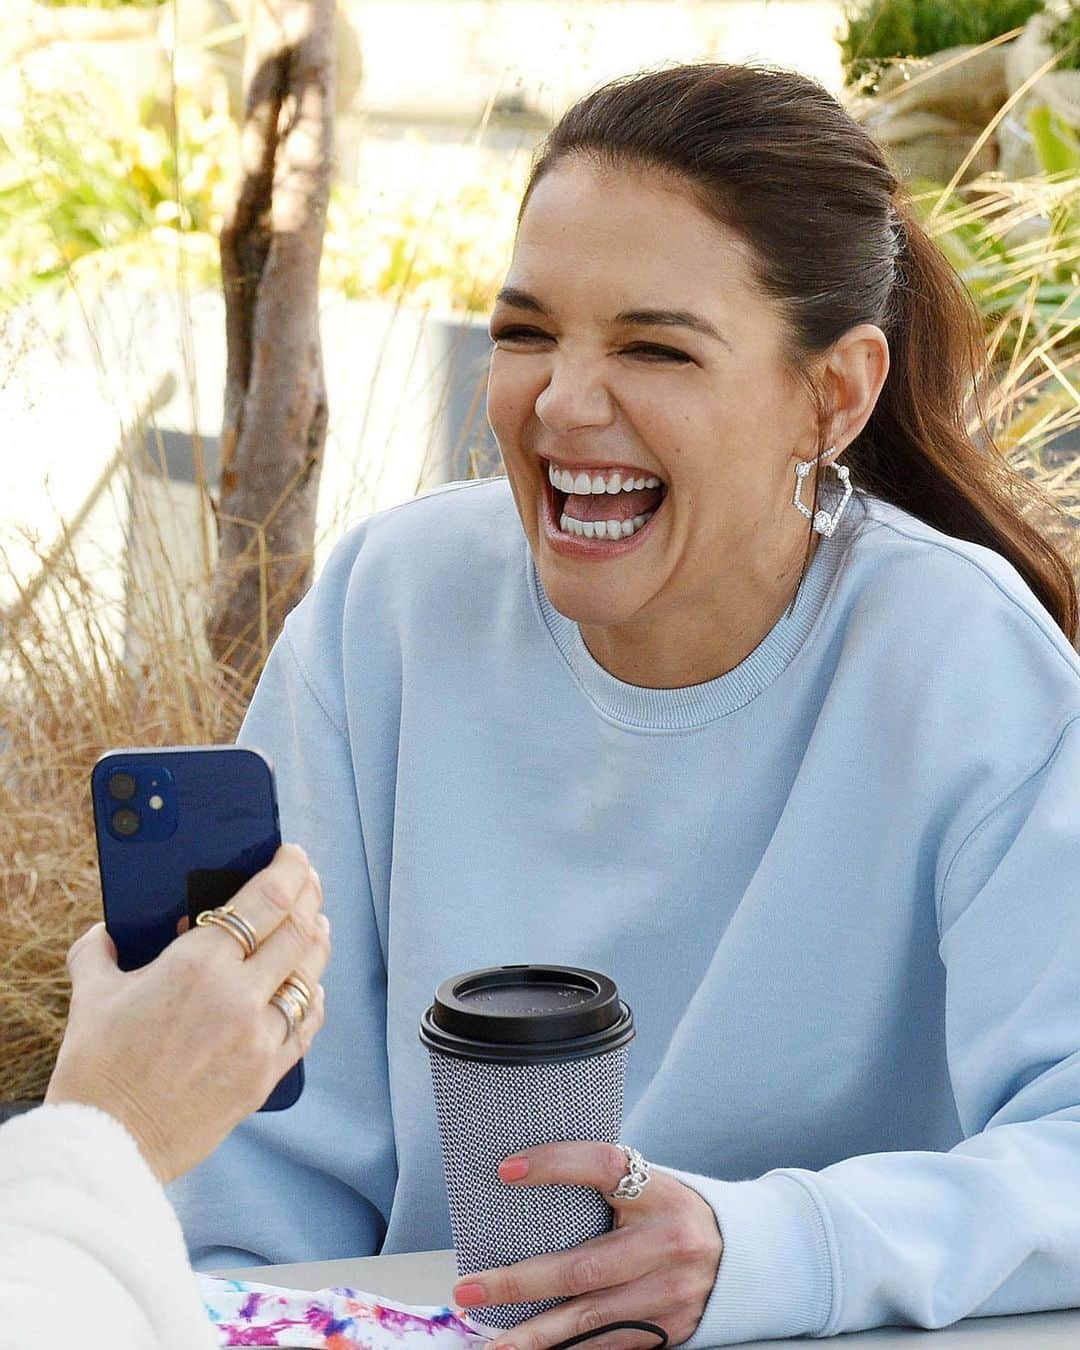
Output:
[276, 976, 312, 1022]
[609, 1143, 651, 1200]
[273, 972, 311, 1016]
[195, 904, 259, 958]
[280, 973, 313, 1009]
[270, 987, 306, 1039]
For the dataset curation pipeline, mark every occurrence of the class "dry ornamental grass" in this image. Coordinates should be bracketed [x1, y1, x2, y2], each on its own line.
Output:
[0, 539, 253, 1102]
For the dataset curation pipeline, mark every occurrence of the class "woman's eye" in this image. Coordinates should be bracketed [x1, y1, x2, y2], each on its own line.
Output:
[489, 327, 550, 344]
[626, 344, 692, 364]
[489, 328, 691, 364]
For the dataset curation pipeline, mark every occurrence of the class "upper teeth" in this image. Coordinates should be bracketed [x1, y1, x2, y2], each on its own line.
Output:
[548, 465, 662, 494]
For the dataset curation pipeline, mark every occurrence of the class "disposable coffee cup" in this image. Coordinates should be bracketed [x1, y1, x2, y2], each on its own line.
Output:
[419, 964, 635, 1330]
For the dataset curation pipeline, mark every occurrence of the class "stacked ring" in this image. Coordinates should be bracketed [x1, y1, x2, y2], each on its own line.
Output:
[270, 974, 313, 1039]
[280, 973, 313, 1007]
[195, 903, 259, 958]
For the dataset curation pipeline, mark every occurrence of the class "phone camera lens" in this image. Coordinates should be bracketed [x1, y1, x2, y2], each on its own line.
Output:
[107, 772, 137, 801]
[111, 808, 141, 837]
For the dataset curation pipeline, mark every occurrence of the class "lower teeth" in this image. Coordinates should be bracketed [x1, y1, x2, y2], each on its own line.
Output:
[559, 510, 655, 540]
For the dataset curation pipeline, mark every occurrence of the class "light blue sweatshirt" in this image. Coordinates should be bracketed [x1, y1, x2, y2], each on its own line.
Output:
[171, 477, 1080, 1346]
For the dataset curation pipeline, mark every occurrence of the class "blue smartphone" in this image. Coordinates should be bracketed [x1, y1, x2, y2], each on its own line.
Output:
[90, 744, 304, 1111]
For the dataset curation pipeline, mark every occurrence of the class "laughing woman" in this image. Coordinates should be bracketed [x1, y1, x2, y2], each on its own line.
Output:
[171, 63, 1080, 1347]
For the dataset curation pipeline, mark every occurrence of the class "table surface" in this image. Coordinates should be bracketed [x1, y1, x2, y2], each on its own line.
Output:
[217, 1248, 1080, 1348]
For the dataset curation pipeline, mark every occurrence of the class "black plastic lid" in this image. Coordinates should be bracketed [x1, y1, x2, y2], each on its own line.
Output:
[419, 964, 635, 1065]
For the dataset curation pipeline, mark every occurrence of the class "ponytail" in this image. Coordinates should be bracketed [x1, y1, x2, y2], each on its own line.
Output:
[852, 207, 1077, 639]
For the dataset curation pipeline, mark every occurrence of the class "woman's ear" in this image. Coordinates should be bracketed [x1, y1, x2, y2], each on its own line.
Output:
[823, 324, 890, 451]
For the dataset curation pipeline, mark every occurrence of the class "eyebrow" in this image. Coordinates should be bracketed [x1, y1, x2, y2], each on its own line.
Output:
[492, 287, 730, 347]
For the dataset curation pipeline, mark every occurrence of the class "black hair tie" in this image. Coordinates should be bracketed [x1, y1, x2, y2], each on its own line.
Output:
[550, 1319, 668, 1350]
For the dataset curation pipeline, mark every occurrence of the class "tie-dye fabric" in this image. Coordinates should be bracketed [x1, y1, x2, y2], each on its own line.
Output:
[197, 1275, 492, 1349]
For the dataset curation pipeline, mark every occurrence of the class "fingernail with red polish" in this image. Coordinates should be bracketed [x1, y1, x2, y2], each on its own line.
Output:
[454, 1283, 486, 1307]
[499, 1157, 529, 1182]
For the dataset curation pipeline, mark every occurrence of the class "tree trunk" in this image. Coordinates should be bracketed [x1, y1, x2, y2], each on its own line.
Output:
[207, 0, 333, 685]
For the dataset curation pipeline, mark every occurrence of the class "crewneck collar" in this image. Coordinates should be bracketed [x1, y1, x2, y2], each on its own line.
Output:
[529, 491, 866, 731]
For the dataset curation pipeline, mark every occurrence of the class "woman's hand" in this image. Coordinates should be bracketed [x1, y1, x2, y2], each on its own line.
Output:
[452, 1141, 723, 1350]
[44, 843, 329, 1185]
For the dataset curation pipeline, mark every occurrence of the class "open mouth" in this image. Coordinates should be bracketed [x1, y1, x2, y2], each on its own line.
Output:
[545, 462, 668, 542]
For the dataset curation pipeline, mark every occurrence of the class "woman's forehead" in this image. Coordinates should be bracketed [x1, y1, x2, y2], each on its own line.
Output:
[513, 160, 756, 292]
[520, 156, 709, 228]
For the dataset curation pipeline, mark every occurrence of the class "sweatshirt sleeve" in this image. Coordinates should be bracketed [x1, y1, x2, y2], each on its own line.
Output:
[0, 1103, 219, 1350]
[668, 713, 1080, 1347]
[169, 589, 398, 1270]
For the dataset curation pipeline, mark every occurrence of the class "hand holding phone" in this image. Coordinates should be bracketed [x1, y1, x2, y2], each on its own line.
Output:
[90, 745, 310, 1111]
[47, 844, 328, 1183]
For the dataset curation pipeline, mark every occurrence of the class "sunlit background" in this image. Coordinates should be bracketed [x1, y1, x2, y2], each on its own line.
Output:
[1, 0, 847, 614]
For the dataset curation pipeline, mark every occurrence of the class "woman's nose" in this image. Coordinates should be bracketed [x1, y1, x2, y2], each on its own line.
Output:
[534, 360, 614, 434]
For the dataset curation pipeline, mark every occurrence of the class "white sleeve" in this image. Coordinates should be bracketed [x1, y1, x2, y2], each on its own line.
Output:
[0, 1103, 219, 1350]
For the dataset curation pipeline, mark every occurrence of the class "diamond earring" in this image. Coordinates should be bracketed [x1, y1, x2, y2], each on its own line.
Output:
[793, 446, 852, 538]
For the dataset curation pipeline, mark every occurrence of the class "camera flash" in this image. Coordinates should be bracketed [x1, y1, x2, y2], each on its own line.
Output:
[148, 794, 164, 811]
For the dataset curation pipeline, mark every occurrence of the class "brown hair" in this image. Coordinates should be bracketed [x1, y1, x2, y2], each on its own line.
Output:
[518, 63, 1078, 641]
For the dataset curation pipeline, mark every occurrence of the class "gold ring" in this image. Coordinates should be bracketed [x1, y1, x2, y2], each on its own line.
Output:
[274, 980, 310, 1023]
[216, 903, 259, 952]
[195, 906, 258, 958]
[280, 973, 312, 1008]
[194, 905, 258, 958]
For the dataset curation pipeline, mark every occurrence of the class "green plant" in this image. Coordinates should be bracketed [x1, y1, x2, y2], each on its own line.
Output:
[1028, 103, 1080, 178]
[321, 156, 527, 314]
[0, 69, 526, 317]
[917, 168, 1078, 344]
[840, 0, 1047, 87]
[1046, 2, 1080, 70]
[0, 75, 234, 308]
[914, 150, 1080, 487]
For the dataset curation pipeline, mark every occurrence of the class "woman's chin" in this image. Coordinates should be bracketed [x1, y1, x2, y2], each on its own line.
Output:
[536, 563, 643, 629]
